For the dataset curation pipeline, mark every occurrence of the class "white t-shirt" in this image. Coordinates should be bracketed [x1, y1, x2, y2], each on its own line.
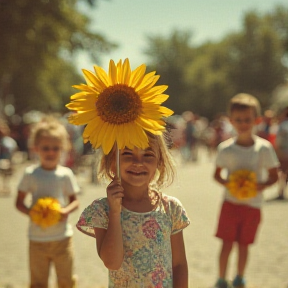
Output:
[18, 164, 80, 242]
[216, 136, 279, 208]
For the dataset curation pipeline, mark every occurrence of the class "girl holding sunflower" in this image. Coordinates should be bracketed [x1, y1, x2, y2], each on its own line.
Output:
[213, 93, 279, 288]
[15, 116, 80, 288]
[67, 59, 190, 287]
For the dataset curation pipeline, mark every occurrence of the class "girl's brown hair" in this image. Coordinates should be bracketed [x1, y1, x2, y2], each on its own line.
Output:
[98, 131, 176, 190]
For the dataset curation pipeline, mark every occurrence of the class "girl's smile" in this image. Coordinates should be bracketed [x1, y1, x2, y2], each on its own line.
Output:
[119, 147, 158, 188]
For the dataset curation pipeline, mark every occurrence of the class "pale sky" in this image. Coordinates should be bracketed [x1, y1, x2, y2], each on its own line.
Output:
[75, 0, 287, 71]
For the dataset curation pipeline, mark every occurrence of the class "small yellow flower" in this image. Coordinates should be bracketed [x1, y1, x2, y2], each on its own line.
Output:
[227, 170, 257, 200]
[66, 58, 173, 154]
[29, 197, 61, 228]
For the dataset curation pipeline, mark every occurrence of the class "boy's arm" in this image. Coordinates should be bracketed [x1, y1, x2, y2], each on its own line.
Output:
[60, 194, 79, 220]
[15, 191, 30, 215]
[257, 167, 279, 191]
[214, 166, 228, 186]
[171, 231, 188, 288]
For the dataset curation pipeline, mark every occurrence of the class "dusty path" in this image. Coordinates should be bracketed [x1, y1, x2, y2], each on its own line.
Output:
[0, 150, 287, 288]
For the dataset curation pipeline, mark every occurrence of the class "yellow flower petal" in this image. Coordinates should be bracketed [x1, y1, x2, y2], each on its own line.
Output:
[121, 58, 131, 85]
[129, 64, 146, 88]
[94, 66, 111, 87]
[68, 110, 98, 125]
[109, 60, 117, 85]
[66, 58, 173, 154]
[82, 69, 106, 91]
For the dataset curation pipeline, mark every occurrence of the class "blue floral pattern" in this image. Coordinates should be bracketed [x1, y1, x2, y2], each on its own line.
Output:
[76, 193, 190, 288]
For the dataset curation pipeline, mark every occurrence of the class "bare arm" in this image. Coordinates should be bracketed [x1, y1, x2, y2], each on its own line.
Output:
[94, 178, 124, 270]
[257, 167, 279, 192]
[15, 191, 30, 216]
[171, 231, 188, 288]
[60, 194, 79, 220]
[214, 166, 228, 186]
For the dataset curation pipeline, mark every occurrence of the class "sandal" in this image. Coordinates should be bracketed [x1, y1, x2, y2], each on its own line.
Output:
[213, 278, 232, 288]
[232, 275, 246, 287]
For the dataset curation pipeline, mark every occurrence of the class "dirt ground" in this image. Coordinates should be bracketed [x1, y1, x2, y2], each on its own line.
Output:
[1, 149, 288, 288]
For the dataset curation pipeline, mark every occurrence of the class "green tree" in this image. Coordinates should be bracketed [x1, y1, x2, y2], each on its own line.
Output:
[144, 30, 195, 114]
[143, 5, 288, 119]
[226, 9, 288, 109]
[0, 0, 116, 114]
[185, 41, 235, 119]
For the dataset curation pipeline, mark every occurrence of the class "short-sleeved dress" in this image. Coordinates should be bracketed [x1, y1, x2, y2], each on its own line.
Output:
[76, 193, 190, 288]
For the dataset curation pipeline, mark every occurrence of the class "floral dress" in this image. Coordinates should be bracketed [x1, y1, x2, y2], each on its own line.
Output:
[76, 193, 190, 288]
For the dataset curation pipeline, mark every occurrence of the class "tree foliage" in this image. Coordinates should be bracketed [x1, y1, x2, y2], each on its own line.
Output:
[0, 0, 116, 115]
[144, 5, 288, 119]
[144, 30, 195, 114]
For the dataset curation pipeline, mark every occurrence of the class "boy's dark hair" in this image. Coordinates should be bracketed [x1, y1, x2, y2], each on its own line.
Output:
[228, 93, 261, 117]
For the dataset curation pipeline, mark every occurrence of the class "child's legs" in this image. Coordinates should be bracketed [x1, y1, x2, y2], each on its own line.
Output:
[237, 244, 248, 277]
[237, 205, 261, 277]
[219, 240, 233, 278]
[29, 241, 50, 288]
[215, 201, 238, 278]
[52, 237, 75, 288]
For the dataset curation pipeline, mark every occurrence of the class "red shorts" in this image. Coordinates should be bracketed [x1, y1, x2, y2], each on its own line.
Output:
[216, 201, 261, 245]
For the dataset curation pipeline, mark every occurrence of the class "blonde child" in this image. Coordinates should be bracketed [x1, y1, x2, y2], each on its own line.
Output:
[76, 131, 190, 287]
[15, 116, 80, 288]
[213, 94, 279, 288]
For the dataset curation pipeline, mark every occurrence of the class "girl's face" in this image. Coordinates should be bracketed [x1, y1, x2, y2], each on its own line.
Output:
[119, 146, 159, 189]
[35, 137, 62, 170]
[230, 108, 257, 137]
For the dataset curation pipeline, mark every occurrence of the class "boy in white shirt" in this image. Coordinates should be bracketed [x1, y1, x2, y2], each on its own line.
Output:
[213, 93, 279, 288]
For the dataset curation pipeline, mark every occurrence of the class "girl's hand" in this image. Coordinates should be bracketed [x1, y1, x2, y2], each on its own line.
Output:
[107, 178, 124, 214]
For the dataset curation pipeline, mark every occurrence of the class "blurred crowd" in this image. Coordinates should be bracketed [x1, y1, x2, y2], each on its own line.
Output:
[0, 107, 288, 197]
[0, 111, 91, 195]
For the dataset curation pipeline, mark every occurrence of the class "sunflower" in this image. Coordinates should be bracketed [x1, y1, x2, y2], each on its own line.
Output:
[29, 197, 61, 228]
[226, 170, 257, 200]
[66, 58, 173, 154]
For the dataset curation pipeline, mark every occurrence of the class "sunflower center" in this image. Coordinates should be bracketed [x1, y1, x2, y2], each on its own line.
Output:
[96, 84, 142, 124]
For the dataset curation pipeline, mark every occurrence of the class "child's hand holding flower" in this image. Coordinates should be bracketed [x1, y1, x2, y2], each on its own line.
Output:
[29, 197, 61, 228]
[107, 178, 124, 215]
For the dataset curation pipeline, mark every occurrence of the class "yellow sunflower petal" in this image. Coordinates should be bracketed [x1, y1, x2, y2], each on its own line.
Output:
[135, 117, 164, 131]
[91, 121, 110, 150]
[66, 98, 96, 111]
[83, 119, 101, 139]
[72, 84, 94, 93]
[116, 59, 123, 83]
[129, 64, 146, 88]
[82, 69, 106, 91]
[159, 106, 174, 117]
[109, 59, 117, 85]
[70, 91, 97, 100]
[68, 110, 98, 125]
[143, 94, 169, 104]
[94, 66, 111, 87]
[121, 58, 131, 85]
[140, 85, 168, 99]
[66, 59, 174, 154]
[102, 125, 117, 154]
[133, 124, 149, 148]
[135, 71, 157, 92]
